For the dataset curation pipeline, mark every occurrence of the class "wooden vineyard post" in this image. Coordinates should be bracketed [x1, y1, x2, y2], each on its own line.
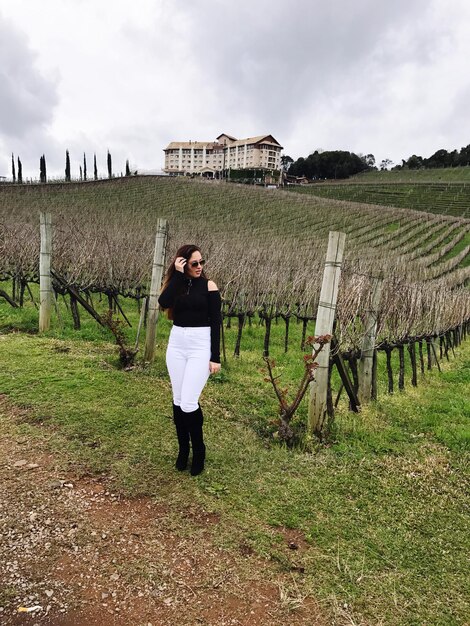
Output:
[134, 296, 148, 353]
[39, 212, 53, 332]
[308, 231, 346, 438]
[358, 277, 383, 403]
[144, 219, 168, 363]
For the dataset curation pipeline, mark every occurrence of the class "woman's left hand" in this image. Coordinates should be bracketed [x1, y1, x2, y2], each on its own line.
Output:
[209, 362, 221, 375]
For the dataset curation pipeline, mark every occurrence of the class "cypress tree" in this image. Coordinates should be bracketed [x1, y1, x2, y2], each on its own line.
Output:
[107, 150, 112, 179]
[12, 153, 16, 183]
[17, 157, 23, 184]
[39, 156, 43, 182]
[125, 159, 131, 176]
[79, 165, 83, 181]
[65, 149, 71, 182]
[94, 153, 98, 180]
[83, 153, 87, 181]
[41, 154, 47, 183]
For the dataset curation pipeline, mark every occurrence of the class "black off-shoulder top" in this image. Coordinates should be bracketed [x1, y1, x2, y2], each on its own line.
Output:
[158, 272, 222, 363]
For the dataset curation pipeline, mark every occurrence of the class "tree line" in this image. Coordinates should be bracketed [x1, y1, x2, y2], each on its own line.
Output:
[286, 150, 376, 180]
[8, 151, 134, 183]
[397, 144, 470, 170]
[284, 142, 470, 180]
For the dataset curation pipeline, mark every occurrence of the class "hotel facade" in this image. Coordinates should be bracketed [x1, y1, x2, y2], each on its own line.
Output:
[163, 133, 283, 176]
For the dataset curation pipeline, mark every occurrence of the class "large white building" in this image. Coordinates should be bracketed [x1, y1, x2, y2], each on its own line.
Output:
[163, 133, 283, 176]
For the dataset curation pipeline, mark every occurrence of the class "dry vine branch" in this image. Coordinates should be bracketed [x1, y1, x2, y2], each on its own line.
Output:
[263, 334, 331, 445]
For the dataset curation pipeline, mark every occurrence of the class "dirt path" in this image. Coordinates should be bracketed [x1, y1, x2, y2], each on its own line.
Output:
[0, 396, 327, 626]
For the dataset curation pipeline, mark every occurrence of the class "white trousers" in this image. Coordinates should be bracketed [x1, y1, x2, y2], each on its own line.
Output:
[166, 326, 211, 413]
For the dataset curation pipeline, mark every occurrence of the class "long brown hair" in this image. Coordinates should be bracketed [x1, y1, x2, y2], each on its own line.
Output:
[160, 244, 207, 320]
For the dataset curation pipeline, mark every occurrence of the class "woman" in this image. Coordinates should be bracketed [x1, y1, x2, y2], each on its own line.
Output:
[158, 244, 222, 476]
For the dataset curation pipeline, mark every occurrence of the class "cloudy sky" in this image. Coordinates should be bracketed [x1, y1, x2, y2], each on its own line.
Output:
[1, 0, 469, 179]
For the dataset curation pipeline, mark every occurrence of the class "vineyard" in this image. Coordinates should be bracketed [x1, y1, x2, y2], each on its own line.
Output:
[1, 176, 469, 394]
[353, 165, 470, 183]
[290, 181, 470, 218]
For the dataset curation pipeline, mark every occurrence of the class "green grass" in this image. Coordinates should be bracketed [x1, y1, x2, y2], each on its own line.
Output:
[435, 231, 470, 267]
[1, 295, 469, 625]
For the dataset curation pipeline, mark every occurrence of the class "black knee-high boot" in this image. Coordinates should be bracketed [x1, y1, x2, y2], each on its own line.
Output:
[173, 404, 189, 471]
[186, 406, 206, 476]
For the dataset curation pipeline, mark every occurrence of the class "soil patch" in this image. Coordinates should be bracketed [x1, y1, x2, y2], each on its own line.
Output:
[0, 395, 327, 626]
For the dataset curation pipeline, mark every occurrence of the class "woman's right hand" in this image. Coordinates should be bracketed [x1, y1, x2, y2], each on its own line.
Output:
[175, 256, 187, 273]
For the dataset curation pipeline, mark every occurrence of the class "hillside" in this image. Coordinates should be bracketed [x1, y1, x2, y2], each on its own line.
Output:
[288, 179, 470, 219]
[285, 166, 470, 219]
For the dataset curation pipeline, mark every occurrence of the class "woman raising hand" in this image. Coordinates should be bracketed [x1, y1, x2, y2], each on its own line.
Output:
[158, 244, 221, 476]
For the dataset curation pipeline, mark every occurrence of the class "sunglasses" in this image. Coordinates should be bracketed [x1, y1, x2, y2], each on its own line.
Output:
[189, 259, 206, 268]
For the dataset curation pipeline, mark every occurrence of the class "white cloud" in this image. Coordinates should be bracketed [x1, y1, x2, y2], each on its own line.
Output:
[1, 0, 470, 177]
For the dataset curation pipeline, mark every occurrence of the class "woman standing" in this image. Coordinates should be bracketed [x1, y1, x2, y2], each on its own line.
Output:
[158, 244, 221, 476]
